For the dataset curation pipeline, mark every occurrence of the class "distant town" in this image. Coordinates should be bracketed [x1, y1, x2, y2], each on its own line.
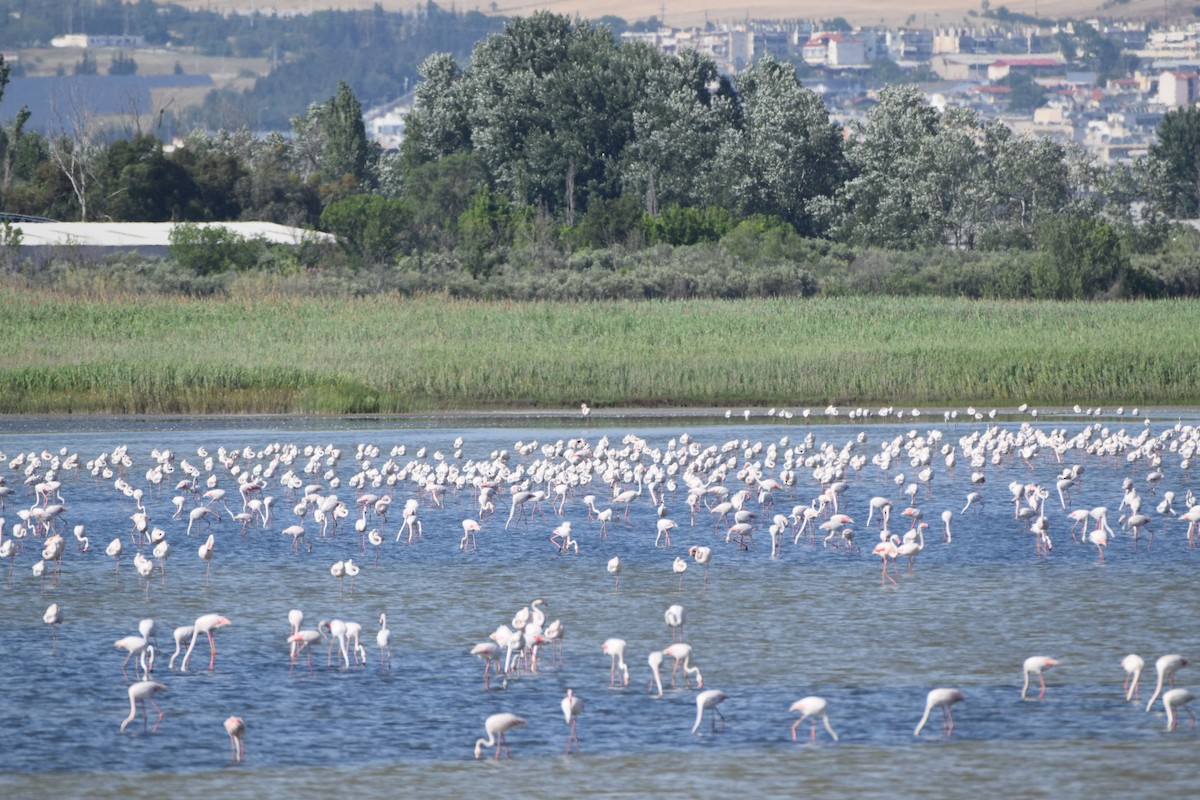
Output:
[8, 8, 1200, 167]
[601, 15, 1200, 166]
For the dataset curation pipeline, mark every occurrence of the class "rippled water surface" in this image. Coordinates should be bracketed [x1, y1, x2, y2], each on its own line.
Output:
[1, 412, 1197, 799]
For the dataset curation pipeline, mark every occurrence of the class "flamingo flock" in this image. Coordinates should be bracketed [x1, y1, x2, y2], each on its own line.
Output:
[4, 405, 1200, 765]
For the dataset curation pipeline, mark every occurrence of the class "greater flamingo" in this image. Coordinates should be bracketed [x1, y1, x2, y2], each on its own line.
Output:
[471, 641, 502, 689]
[914, 688, 965, 736]
[1122, 653, 1144, 701]
[602, 638, 629, 686]
[1163, 688, 1196, 731]
[607, 556, 621, 590]
[648, 651, 664, 697]
[1021, 656, 1059, 700]
[377, 613, 392, 671]
[692, 689, 728, 734]
[1146, 654, 1189, 712]
[688, 545, 713, 583]
[665, 604, 685, 642]
[224, 716, 246, 761]
[561, 689, 583, 753]
[181, 613, 231, 672]
[474, 712, 526, 760]
[672, 556, 688, 590]
[662, 642, 703, 688]
[43, 603, 62, 654]
[790, 696, 838, 742]
[120, 680, 167, 734]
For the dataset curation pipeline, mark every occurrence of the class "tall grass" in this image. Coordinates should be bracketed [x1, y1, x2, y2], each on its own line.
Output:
[1, 288, 1196, 414]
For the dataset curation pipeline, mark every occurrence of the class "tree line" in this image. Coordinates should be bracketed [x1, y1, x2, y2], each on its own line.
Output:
[6, 12, 1200, 301]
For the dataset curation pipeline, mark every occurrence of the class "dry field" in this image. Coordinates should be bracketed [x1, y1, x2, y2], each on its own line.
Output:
[168, 0, 1194, 28]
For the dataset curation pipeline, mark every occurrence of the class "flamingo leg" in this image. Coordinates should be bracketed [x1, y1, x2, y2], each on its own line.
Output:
[207, 631, 217, 670]
[150, 699, 164, 732]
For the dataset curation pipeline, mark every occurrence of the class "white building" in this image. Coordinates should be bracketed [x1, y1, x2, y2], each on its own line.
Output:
[51, 34, 145, 49]
[1158, 69, 1199, 107]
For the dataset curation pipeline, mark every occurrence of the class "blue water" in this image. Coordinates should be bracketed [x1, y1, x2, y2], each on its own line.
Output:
[0, 411, 1197, 799]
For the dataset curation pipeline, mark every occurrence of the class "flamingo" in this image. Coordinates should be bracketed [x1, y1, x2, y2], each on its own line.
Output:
[544, 618, 565, 666]
[655, 518, 677, 547]
[331, 560, 346, 597]
[1021, 656, 1060, 700]
[897, 523, 925, 574]
[197, 534, 215, 585]
[672, 556, 688, 590]
[288, 628, 325, 674]
[914, 688, 965, 736]
[474, 712, 526, 760]
[561, 689, 583, 753]
[648, 651, 664, 698]
[790, 696, 838, 742]
[1163, 688, 1196, 731]
[168, 625, 194, 670]
[460, 519, 481, 551]
[1122, 653, 1144, 702]
[180, 613, 231, 672]
[663, 642, 703, 688]
[186, 506, 219, 537]
[120, 680, 167, 734]
[1146, 654, 1189, 712]
[602, 638, 629, 687]
[665, 604, 685, 643]
[105, 537, 122, 580]
[377, 613, 392, 671]
[607, 556, 621, 590]
[692, 689, 728, 734]
[470, 641, 502, 689]
[872, 537, 899, 586]
[1088, 525, 1108, 562]
[505, 491, 534, 529]
[941, 509, 953, 542]
[115, 635, 151, 680]
[688, 545, 713, 583]
[224, 716, 246, 762]
[43, 603, 62, 654]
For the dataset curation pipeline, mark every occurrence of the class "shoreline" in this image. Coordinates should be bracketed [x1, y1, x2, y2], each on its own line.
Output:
[0, 404, 1188, 432]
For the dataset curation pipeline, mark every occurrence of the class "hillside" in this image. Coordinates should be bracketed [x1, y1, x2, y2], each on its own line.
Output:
[168, 0, 1197, 28]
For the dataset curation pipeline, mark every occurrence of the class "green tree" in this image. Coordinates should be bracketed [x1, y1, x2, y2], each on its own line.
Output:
[1148, 106, 1200, 218]
[108, 51, 138, 76]
[92, 134, 196, 221]
[1035, 214, 1128, 298]
[457, 187, 521, 276]
[820, 85, 961, 248]
[646, 204, 734, 245]
[712, 55, 845, 236]
[998, 71, 1046, 112]
[292, 81, 376, 196]
[620, 47, 737, 214]
[319, 193, 414, 267]
[463, 14, 632, 221]
[400, 53, 473, 167]
[620, 45, 740, 216]
[169, 223, 265, 275]
[402, 151, 488, 252]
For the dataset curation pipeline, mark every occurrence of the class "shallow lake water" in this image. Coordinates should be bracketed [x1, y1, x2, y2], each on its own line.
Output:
[0, 410, 1197, 799]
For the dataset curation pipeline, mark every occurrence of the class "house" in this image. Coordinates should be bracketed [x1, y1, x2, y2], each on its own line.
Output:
[802, 32, 868, 67]
[987, 57, 1066, 82]
[13, 221, 332, 264]
[1158, 69, 1199, 107]
[51, 34, 145, 49]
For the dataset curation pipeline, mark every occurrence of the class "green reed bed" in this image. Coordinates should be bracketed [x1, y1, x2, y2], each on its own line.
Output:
[1, 289, 1197, 414]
